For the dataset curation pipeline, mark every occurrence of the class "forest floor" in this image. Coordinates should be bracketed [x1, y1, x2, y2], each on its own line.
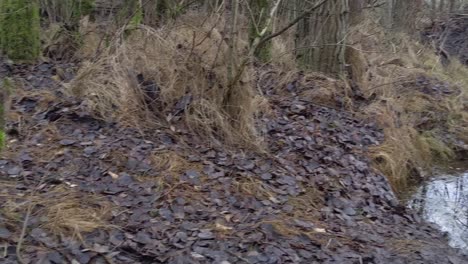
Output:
[0, 60, 466, 264]
[1, 14, 468, 264]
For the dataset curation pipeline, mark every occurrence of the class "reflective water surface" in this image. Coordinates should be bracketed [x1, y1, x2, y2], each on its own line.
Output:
[408, 167, 468, 252]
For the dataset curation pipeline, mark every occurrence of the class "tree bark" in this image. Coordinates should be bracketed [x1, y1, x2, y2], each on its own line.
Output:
[349, 0, 364, 25]
[392, 0, 423, 33]
[295, 0, 349, 76]
[448, 0, 456, 13]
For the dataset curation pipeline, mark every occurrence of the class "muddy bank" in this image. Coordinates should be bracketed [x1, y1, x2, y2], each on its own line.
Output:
[0, 62, 466, 263]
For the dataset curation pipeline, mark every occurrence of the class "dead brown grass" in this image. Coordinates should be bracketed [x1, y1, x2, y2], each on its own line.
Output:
[39, 187, 114, 240]
[345, 14, 468, 193]
[366, 90, 459, 193]
[68, 12, 260, 148]
[151, 150, 195, 175]
[0, 182, 23, 224]
[387, 238, 438, 256]
[286, 186, 322, 213]
[0, 185, 114, 241]
[234, 176, 276, 201]
[149, 150, 204, 182]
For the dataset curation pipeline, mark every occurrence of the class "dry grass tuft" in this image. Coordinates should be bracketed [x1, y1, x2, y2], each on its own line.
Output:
[268, 36, 297, 71]
[349, 14, 468, 193]
[234, 176, 276, 201]
[387, 238, 434, 255]
[37, 187, 114, 239]
[418, 132, 456, 160]
[269, 220, 301, 237]
[150, 150, 204, 180]
[0, 182, 24, 223]
[286, 186, 322, 213]
[0, 185, 114, 241]
[151, 151, 194, 174]
[68, 13, 260, 148]
[370, 125, 431, 190]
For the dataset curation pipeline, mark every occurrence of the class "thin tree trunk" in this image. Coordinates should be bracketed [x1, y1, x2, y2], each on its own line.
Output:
[225, 0, 238, 86]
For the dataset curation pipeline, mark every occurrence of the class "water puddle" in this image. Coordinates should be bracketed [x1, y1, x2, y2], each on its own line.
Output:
[408, 164, 468, 252]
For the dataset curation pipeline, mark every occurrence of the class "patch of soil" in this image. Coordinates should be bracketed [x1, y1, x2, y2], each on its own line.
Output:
[0, 61, 467, 263]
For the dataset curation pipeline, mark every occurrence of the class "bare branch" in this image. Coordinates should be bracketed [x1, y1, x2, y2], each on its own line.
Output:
[248, 0, 282, 56]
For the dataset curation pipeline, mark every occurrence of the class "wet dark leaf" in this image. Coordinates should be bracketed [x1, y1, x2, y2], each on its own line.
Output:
[197, 229, 214, 239]
[261, 173, 272, 180]
[7, 166, 21, 175]
[59, 139, 76, 146]
[134, 231, 153, 244]
[293, 219, 314, 229]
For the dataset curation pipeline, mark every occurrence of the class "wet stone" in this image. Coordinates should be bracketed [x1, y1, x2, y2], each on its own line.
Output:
[60, 139, 76, 146]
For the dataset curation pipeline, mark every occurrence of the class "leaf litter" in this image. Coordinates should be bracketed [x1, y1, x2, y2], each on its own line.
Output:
[0, 61, 467, 263]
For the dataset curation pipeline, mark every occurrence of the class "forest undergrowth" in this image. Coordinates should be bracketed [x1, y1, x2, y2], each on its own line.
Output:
[67, 10, 468, 194]
[1, 2, 468, 263]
